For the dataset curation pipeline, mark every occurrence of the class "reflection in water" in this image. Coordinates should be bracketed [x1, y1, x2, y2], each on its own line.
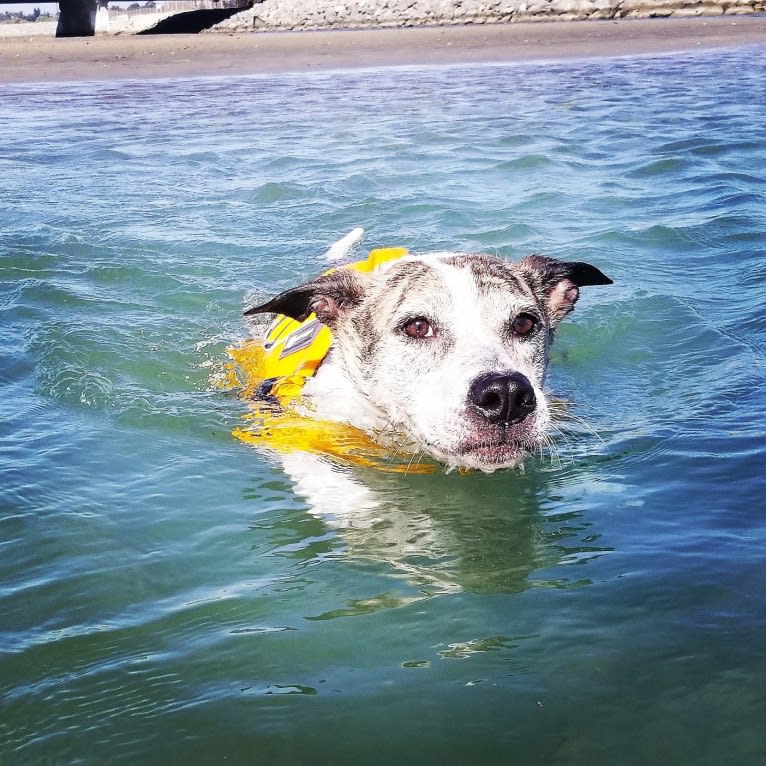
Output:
[270, 451, 613, 611]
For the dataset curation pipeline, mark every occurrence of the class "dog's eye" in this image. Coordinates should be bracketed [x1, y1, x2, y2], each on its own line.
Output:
[512, 313, 537, 337]
[402, 317, 434, 339]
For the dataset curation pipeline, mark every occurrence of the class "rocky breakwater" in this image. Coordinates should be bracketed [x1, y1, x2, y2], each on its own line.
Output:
[211, 0, 765, 33]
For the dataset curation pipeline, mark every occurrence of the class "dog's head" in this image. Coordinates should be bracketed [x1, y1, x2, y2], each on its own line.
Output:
[246, 253, 611, 472]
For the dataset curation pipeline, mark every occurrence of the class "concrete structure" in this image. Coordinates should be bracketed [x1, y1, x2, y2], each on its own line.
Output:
[0, 0, 237, 35]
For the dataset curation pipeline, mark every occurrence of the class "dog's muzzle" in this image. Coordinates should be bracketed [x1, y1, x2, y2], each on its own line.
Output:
[468, 372, 536, 426]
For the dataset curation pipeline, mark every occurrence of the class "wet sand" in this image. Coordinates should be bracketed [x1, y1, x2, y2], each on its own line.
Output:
[1, 16, 766, 84]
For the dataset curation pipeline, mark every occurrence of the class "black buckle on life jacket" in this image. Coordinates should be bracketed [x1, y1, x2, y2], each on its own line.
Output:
[253, 377, 279, 403]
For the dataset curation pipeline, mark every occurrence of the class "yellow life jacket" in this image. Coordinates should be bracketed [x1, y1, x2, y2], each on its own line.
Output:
[226, 247, 436, 473]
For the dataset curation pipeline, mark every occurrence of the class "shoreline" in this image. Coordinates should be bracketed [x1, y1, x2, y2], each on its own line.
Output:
[1, 16, 766, 84]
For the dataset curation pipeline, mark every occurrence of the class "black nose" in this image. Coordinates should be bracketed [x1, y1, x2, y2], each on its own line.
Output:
[468, 372, 537, 425]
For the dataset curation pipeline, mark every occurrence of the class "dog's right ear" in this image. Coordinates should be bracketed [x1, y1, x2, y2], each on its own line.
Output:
[516, 254, 612, 327]
[244, 269, 365, 327]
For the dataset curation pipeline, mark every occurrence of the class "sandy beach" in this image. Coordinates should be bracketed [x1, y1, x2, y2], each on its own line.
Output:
[0, 16, 765, 84]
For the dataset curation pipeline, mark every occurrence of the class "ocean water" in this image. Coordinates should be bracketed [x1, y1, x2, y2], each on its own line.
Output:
[2, 45, 766, 765]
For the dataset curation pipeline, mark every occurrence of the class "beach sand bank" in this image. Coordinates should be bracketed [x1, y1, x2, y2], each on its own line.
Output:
[1, 16, 766, 84]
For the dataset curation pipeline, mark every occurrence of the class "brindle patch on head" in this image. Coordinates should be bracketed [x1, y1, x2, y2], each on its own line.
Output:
[378, 258, 443, 320]
[350, 302, 381, 371]
[356, 257, 448, 341]
[440, 254, 544, 328]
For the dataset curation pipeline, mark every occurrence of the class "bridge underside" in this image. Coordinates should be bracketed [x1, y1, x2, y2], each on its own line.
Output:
[55, 0, 105, 36]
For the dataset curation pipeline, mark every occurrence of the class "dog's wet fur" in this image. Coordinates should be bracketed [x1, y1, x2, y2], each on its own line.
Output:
[246, 251, 611, 472]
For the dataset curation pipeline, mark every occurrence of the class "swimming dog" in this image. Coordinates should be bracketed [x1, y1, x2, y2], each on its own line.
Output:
[244, 240, 611, 473]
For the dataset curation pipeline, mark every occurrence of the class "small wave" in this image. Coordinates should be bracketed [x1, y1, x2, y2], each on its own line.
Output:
[251, 181, 319, 205]
[40, 366, 115, 409]
[626, 156, 690, 179]
[496, 153, 555, 171]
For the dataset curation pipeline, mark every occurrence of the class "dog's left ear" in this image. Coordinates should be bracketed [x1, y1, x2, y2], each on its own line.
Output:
[517, 255, 612, 325]
[244, 269, 365, 328]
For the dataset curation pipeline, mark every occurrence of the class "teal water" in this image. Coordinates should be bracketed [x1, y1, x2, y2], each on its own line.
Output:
[2, 47, 766, 764]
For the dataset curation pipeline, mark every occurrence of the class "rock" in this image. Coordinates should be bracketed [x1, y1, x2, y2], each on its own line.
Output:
[207, 0, 750, 34]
